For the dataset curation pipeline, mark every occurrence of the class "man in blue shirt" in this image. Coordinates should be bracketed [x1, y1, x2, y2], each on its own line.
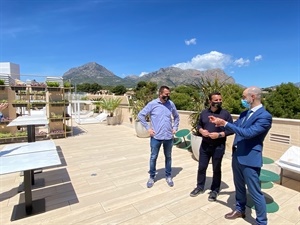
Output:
[138, 86, 180, 188]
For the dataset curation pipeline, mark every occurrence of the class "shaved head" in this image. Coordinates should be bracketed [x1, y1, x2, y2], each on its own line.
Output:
[246, 86, 262, 100]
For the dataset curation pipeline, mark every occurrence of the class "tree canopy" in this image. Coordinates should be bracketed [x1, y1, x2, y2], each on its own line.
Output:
[73, 80, 300, 120]
[76, 82, 102, 94]
[264, 82, 300, 119]
[111, 85, 127, 95]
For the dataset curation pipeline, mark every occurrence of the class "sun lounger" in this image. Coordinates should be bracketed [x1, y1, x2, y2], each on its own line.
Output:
[275, 145, 300, 184]
[75, 112, 107, 124]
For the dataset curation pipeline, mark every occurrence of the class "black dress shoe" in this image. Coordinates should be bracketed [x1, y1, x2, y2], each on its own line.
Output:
[225, 210, 245, 219]
[190, 187, 204, 197]
[208, 191, 218, 201]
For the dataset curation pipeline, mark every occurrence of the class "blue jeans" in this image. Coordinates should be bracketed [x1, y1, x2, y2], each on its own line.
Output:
[149, 137, 173, 179]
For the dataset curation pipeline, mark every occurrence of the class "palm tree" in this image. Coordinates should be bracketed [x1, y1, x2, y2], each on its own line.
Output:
[91, 97, 103, 113]
[189, 76, 230, 135]
[100, 97, 122, 117]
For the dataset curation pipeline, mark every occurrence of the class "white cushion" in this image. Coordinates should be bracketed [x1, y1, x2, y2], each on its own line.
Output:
[278, 146, 300, 168]
[95, 113, 108, 122]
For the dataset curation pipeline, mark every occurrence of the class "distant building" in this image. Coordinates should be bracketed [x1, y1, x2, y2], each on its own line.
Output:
[0, 62, 20, 80]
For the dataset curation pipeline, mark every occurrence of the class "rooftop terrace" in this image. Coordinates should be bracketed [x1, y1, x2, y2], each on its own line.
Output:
[0, 121, 299, 224]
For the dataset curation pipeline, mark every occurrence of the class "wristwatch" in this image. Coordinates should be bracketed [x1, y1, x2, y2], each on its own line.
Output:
[218, 133, 222, 138]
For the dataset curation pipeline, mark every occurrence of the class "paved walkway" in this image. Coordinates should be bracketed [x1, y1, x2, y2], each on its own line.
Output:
[0, 122, 299, 224]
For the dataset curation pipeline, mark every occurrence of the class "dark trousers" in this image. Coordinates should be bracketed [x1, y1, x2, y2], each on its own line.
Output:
[196, 141, 225, 193]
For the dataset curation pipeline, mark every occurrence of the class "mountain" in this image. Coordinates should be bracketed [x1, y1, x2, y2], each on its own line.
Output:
[62, 62, 135, 87]
[62, 62, 235, 87]
[128, 67, 235, 87]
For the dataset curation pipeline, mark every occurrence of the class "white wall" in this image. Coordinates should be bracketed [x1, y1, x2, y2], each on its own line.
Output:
[0, 62, 20, 80]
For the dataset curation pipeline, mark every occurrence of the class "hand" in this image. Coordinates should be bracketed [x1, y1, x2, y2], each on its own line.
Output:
[148, 128, 155, 137]
[0, 102, 8, 111]
[208, 132, 219, 139]
[200, 129, 210, 137]
[208, 116, 226, 127]
[172, 129, 176, 134]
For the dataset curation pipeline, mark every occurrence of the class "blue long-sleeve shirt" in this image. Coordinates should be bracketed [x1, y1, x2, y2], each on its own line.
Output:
[138, 98, 179, 140]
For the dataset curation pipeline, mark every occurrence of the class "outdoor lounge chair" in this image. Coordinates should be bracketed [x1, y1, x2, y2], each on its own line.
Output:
[75, 112, 107, 124]
[275, 145, 300, 185]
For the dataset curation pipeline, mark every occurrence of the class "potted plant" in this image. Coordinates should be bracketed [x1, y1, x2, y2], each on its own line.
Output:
[100, 97, 122, 125]
[49, 112, 64, 121]
[12, 100, 28, 107]
[188, 77, 229, 161]
[46, 81, 61, 91]
[129, 81, 157, 138]
[130, 99, 150, 138]
[31, 101, 46, 109]
[30, 82, 46, 91]
[63, 81, 72, 92]
[49, 100, 69, 106]
[188, 92, 205, 160]
[0, 79, 5, 90]
[11, 83, 27, 91]
[91, 97, 103, 113]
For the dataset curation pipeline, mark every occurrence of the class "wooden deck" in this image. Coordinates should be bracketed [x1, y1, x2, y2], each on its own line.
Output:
[0, 121, 299, 224]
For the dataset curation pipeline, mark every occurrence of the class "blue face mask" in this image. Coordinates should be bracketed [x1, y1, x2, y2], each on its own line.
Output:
[241, 99, 250, 108]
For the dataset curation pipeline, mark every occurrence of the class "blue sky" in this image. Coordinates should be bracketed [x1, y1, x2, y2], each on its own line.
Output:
[1, 0, 299, 87]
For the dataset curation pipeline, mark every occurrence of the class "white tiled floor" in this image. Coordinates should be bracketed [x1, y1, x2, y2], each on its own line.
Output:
[0, 122, 299, 224]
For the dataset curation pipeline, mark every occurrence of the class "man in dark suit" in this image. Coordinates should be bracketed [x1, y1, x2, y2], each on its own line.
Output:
[209, 86, 272, 225]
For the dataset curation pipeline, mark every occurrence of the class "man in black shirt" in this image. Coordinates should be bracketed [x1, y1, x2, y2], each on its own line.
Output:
[190, 92, 233, 201]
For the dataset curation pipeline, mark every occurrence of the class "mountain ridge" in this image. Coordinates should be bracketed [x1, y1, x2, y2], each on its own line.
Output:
[62, 62, 235, 87]
[62, 62, 297, 88]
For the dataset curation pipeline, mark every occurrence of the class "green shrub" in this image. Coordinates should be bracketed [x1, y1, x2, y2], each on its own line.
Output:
[46, 81, 60, 87]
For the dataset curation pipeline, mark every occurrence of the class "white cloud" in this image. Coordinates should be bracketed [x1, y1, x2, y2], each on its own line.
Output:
[234, 58, 250, 67]
[172, 51, 233, 70]
[139, 72, 148, 77]
[2, 25, 39, 38]
[254, 55, 262, 61]
[185, 38, 197, 45]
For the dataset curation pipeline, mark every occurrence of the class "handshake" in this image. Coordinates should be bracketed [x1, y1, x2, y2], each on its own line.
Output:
[208, 116, 226, 127]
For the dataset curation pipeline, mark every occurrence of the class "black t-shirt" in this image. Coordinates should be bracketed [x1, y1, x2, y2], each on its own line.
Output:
[197, 107, 233, 145]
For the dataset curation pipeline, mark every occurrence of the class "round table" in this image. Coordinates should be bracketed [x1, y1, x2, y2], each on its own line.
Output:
[175, 129, 191, 150]
[260, 169, 280, 183]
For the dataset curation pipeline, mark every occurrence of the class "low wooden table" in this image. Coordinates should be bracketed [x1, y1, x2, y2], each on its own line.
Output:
[0, 140, 61, 221]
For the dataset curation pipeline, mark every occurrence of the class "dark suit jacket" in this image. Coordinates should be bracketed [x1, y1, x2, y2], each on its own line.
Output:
[225, 107, 272, 168]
